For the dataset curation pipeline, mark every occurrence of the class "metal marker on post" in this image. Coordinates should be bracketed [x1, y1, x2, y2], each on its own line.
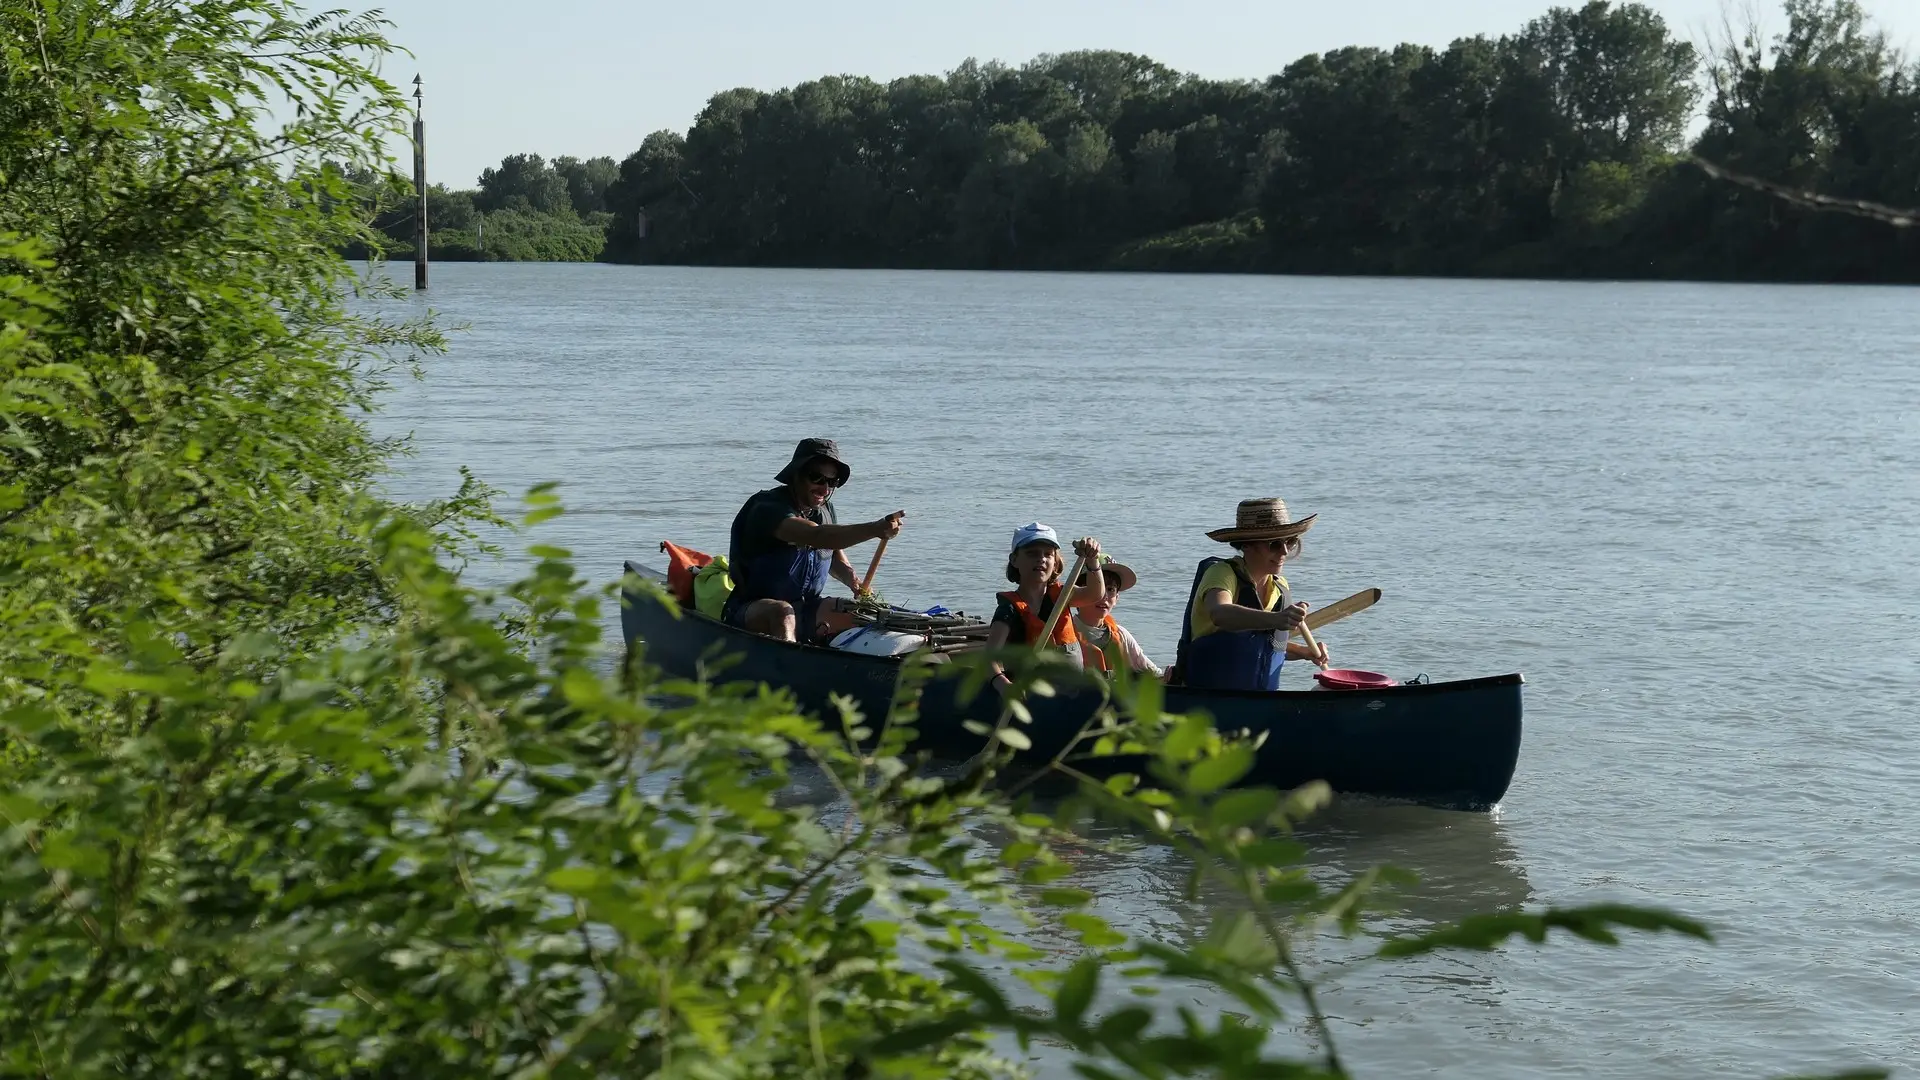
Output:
[412, 74, 427, 291]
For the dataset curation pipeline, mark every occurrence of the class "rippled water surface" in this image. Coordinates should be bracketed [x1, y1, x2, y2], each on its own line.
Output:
[364, 262, 1919, 1078]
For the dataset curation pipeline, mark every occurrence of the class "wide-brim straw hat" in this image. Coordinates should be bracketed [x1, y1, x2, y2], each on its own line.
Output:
[1205, 498, 1317, 544]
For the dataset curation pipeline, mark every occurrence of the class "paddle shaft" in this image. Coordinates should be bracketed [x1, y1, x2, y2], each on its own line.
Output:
[859, 537, 888, 593]
[1295, 619, 1329, 669]
[1033, 553, 1088, 651]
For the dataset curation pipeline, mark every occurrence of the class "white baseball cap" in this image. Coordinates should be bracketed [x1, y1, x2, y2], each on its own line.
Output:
[1009, 522, 1060, 553]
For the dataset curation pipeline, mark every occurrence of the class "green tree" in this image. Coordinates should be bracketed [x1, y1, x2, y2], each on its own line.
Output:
[868, 74, 972, 257]
[1130, 129, 1190, 232]
[0, 0, 476, 685]
[1027, 50, 1184, 127]
[409, 1, 1915, 277]
[1398, 36, 1510, 259]
[1623, 0, 1918, 279]
[604, 131, 694, 262]
[677, 87, 776, 259]
[426, 184, 480, 233]
[955, 120, 1054, 262]
[476, 152, 572, 214]
[1514, 1, 1700, 167]
[553, 154, 619, 216]
[1259, 46, 1430, 270]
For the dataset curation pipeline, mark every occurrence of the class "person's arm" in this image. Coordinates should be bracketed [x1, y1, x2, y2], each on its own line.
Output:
[1114, 623, 1162, 678]
[1203, 589, 1306, 634]
[774, 509, 904, 551]
[1285, 638, 1330, 667]
[985, 621, 1015, 695]
[1064, 537, 1106, 606]
[829, 548, 861, 594]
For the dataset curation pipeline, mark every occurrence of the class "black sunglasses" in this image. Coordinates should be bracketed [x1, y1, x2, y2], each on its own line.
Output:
[802, 469, 845, 488]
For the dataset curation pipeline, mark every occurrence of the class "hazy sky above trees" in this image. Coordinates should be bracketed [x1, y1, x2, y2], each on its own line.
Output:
[378, 0, 1918, 187]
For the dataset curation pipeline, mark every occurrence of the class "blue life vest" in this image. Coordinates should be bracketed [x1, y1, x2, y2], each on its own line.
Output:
[1172, 557, 1286, 691]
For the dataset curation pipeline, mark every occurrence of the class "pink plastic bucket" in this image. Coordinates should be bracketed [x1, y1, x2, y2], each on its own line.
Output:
[1312, 668, 1398, 690]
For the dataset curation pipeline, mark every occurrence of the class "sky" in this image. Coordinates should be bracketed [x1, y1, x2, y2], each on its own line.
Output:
[371, 0, 1920, 190]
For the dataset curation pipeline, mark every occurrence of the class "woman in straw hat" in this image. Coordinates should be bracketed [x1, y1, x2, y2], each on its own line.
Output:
[1168, 498, 1330, 691]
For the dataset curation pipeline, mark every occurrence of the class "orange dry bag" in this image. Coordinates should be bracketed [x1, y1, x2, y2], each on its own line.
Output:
[659, 540, 714, 608]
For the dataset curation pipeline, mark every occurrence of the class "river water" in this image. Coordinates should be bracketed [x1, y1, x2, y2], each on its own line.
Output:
[362, 262, 1918, 1078]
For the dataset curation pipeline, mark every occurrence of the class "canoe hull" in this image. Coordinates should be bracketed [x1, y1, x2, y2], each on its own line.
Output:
[620, 563, 1522, 811]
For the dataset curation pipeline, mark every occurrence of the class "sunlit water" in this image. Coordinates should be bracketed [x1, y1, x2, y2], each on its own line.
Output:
[361, 262, 1918, 1078]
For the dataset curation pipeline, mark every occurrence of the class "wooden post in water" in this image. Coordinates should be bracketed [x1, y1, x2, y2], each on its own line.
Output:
[412, 74, 427, 291]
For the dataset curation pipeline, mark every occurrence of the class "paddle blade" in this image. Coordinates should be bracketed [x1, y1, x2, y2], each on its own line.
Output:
[1295, 588, 1382, 637]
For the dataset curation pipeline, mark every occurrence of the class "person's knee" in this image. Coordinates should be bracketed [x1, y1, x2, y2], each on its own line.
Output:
[747, 600, 797, 640]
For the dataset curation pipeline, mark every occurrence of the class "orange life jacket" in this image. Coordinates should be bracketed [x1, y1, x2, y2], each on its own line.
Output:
[659, 540, 714, 609]
[997, 584, 1081, 659]
[1074, 612, 1124, 672]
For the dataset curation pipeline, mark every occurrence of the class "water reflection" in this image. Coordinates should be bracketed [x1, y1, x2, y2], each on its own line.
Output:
[1295, 799, 1534, 926]
[776, 756, 1532, 955]
[1033, 796, 1533, 946]
[771, 755, 1539, 1076]
[1021, 794, 1538, 1066]
[989, 789, 1538, 1076]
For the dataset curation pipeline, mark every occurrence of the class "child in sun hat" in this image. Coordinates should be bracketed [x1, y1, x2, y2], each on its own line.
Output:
[1069, 554, 1161, 678]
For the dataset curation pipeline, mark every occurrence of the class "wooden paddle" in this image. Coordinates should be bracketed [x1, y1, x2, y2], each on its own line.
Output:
[1032, 552, 1089, 651]
[1295, 618, 1330, 670]
[858, 537, 888, 594]
[1292, 587, 1382, 636]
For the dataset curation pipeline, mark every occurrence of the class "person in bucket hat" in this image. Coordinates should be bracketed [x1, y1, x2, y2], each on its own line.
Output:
[983, 523, 1105, 694]
[723, 438, 904, 644]
[1168, 498, 1329, 691]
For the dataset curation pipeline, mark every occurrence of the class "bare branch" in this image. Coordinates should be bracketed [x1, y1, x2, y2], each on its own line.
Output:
[1690, 156, 1918, 227]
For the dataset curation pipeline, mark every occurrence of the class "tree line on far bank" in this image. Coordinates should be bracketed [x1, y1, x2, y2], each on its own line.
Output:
[347, 153, 616, 261]
[361, 0, 1920, 281]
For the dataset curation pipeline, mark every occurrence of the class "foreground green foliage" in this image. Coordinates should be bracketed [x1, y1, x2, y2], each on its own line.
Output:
[0, 0, 474, 680]
[0, 2, 1891, 1078]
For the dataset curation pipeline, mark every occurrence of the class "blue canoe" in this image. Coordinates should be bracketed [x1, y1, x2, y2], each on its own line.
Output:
[620, 562, 1523, 811]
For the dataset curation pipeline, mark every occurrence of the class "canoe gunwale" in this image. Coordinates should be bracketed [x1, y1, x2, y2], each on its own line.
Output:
[621, 559, 1522, 698]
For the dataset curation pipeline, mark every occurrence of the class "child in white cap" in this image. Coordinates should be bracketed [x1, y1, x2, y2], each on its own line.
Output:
[984, 523, 1104, 694]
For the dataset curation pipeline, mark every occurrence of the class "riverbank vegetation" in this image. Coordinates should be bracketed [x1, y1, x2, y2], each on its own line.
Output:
[349, 153, 616, 261]
[0, 0, 1891, 1076]
[598, 0, 1917, 280]
[369, 0, 1919, 282]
